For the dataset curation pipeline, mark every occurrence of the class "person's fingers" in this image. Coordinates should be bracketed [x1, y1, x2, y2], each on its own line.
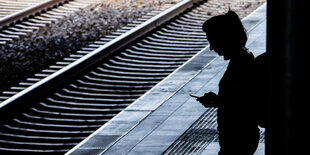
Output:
[197, 98, 202, 103]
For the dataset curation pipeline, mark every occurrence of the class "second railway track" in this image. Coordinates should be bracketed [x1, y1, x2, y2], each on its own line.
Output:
[0, 0, 265, 153]
[0, 0, 96, 44]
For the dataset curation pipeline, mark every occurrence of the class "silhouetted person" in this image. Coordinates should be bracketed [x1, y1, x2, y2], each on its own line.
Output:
[197, 10, 259, 155]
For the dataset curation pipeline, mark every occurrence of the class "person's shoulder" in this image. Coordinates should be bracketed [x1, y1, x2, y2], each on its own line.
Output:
[242, 51, 255, 66]
[254, 51, 270, 68]
[255, 51, 269, 61]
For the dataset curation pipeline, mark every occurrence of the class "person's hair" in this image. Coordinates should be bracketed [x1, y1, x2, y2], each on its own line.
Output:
[202, 10, 247, 47]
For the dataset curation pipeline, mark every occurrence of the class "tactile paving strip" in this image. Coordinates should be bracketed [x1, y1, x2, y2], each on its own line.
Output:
[164, 108, 265, 154]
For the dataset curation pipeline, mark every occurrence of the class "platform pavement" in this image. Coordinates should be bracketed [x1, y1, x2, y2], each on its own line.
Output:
[66, 3, 266, 155]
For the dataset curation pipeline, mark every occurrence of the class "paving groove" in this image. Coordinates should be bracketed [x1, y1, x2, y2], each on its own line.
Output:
[0, 0, 265, 154]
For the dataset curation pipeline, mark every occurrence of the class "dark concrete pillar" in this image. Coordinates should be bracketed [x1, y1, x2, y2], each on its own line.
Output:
[266, 0, 302, 154]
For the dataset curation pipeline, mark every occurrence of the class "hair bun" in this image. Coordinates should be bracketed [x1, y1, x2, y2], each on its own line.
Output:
[225, 10, 242, 23]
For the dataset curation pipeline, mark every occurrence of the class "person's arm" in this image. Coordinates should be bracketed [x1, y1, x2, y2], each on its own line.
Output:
[196, 92, 218, 107]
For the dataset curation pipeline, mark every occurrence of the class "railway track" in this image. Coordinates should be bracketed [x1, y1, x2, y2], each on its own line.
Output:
[0, 4, 175, 102]
[0, 0, 45, 18]
[0, 0, 265, 153]
[0, 0, 96, 44]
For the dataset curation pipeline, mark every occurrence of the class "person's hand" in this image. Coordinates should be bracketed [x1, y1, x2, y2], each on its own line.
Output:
[196, 92, 217, 107]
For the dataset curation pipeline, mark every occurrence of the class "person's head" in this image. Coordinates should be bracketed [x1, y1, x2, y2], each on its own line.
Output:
[202, 10, 247, 60]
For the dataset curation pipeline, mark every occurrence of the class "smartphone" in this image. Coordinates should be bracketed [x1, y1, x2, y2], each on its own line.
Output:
[190, 94, 200, 98]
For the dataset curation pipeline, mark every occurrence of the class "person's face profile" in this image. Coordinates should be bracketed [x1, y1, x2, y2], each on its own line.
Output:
[206, 34, 225, 57]
[206, 32, 233, 60]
